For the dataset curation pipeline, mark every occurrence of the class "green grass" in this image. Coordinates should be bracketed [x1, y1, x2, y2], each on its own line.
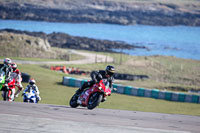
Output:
[1, 63, 199, 116]
[53, 50, 200, 92]
[2, 48, 200, 91]
[0, 56, 63, 62]
[101, 93, 200, 116]
[0, 48, 84, 62]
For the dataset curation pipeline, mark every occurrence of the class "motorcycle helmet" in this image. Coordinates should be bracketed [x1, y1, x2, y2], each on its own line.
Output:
[29, 78, 36, 86]
[105, 65, 115, 76]
[11, 63, 17, 71]
[3, 58, 12, 66]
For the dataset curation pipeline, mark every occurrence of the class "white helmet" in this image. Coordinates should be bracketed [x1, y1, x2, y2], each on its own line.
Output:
[29, 78, 36, 85]
[11, 62, 17, 69]
[3, 58, 12, 66]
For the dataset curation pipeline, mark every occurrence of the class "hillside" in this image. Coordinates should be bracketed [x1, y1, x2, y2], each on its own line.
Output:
[0, 0, 200, 26]
[0, 31, 80, 60]
[0, 31, 51, 57]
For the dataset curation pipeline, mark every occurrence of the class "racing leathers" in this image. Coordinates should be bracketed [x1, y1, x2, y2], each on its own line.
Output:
[23, 84, 41, 101]
[10, 69, 24, 97]
[77, 70, 114, 95]
[0, 64, 13, 82]
[0, 64, 14, 101]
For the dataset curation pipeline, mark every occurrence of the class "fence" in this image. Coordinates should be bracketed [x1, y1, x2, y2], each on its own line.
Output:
[62, 76, 200, 104]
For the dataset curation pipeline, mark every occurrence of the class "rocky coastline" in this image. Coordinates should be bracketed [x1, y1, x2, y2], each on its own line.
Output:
[0, 0, 200, 26]
[0, 0, 199, 53]
[0, 29, 146, 53]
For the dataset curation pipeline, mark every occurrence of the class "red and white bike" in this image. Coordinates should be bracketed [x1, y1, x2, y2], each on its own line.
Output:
[70, 80, 112, 110]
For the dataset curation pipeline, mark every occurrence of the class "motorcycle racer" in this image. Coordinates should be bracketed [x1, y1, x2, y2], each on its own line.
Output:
[76, 65, 115, 97]
[22, 79, 41, 102]
[0, 58, 14, 100]
[0, 58, 13, 81]
[10, 63, 24, 97]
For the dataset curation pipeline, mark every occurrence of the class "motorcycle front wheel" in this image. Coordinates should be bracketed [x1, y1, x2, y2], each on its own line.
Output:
[3, 90, 8, 101]
[3, 89, 11, 101]
[69, 93, 79, 108]
[23, 99, 29, 103]
[87, 92, 103, 110]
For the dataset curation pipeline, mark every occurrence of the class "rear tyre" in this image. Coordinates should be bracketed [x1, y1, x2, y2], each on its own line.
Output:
[69, 93, 79, 108]
[87, 92, 103, 110]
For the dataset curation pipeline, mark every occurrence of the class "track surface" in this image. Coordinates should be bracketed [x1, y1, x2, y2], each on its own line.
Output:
[0, 101, 199, 133]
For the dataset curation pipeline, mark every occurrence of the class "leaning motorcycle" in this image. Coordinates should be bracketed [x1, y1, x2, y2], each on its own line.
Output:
[23, 87, 38, 103]
[1, 76, 16, 101]
[69, 80, 111, 110]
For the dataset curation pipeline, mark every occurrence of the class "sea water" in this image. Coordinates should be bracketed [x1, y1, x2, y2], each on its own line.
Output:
[0, 19, 200, 60]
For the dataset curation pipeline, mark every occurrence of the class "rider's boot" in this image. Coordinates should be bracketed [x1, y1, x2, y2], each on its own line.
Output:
[76, 82, 89, 96]
[15, 89, 21, 98]
[102, 97, 107, 102]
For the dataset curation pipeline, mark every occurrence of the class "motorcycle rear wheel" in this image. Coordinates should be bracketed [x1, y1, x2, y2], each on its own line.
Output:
[69, 93, 79, 108]
[87, 92, 103, 110]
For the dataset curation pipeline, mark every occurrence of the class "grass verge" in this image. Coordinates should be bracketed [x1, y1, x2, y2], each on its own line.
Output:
[0, 63, 199, 116]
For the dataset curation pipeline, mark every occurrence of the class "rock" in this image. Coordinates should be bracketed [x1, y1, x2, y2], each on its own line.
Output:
[0, 29, 146, 53]
[0, 0, 199, 26]
[0, 31, 51, 52]
[0, 30, 53, 58]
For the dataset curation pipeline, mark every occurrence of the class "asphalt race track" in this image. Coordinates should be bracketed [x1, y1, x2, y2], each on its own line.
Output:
[0, 101, 199, 133]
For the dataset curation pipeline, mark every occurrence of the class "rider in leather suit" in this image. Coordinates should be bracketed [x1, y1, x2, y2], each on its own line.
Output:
[76, 65, 115, 95]
[0, 58, 13, 81]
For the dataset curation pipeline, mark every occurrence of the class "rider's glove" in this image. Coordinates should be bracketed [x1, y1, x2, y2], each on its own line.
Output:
[36, 96, 41, 101]
[4, 83, 8, 87]
[15, 94, 19, 98]
[113, 88, 117, 91]
[4, 84, 9, 90]
[21, 93, 25, 96]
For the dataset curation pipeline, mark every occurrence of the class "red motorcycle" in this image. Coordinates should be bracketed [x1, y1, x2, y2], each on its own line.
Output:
[1, 77, 16, 101]
[70, 80, 111, 110]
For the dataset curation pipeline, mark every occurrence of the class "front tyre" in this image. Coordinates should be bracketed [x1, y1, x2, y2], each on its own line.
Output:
[23, 99, 28, 102]
[3, 91, 7, 101]
[87, 92, 103, 110]
[3, 90, 9, 101]
[69, 93, 79, 108]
